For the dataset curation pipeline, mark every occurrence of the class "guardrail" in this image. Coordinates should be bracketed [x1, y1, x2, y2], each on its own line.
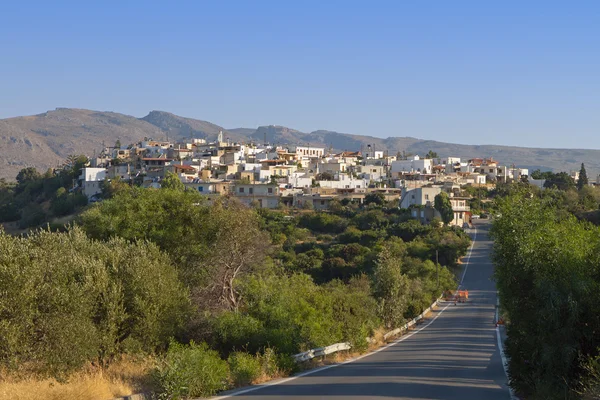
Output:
[292, 294, 443, 363]
[292, 342, 352, 362]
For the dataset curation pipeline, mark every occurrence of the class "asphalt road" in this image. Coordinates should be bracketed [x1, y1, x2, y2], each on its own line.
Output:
[215, 220, 511, 400]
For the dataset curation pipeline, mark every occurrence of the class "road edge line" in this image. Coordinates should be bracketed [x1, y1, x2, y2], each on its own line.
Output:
[496, 293, 518, 400]
[459, 227, 477, 286]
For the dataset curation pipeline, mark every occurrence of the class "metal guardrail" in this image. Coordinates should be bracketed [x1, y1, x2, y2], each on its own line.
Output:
[293, 295, 443, 363]
[292, 342, 352, 362]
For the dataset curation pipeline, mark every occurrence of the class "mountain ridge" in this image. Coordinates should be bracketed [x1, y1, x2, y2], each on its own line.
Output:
[0, 108, 598, 180]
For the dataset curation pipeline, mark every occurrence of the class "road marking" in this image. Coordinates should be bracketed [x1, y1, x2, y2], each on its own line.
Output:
[495, 292, 518, 400]
[459, 228, 477, 286]
[214, 228, 480, 399]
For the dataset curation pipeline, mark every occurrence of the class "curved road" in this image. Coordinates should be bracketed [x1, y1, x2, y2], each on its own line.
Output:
[215, 220, 511, 400]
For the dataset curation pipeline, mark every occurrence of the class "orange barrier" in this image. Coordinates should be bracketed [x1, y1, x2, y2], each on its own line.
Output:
[456, 290, 469, 303]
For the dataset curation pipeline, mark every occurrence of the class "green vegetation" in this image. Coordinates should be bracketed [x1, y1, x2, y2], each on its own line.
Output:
[492, 187, 600, 399]
[0, 158, 90, 229]
[0, 228, 189, 378]
[578, 163, 589, 191]
[0, 183, 471, 397]
[434, 191, 454, 225]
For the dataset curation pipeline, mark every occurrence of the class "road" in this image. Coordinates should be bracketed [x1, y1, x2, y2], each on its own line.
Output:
[215, 220, 511, 400]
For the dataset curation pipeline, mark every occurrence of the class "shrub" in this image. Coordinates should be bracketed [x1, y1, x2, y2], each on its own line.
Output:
[298, 213, 348, 234]
[212, 312, 264, 354]
[228, 352, 261, 386]
[316, 234, 334, 242]
[153, 341, 229, 399]
[0, 228, 189, 377]
[18, 203, 46, 228]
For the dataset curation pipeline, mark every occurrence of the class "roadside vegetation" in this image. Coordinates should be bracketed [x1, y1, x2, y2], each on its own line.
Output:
[0, 157, 90, 232]
[0, 178, 470, 399]
[492, 176, 600, 399]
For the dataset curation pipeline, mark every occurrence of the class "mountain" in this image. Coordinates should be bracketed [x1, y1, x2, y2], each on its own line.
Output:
[141, 111, 246, 143]
[0, 108, 599, 180]
[0, 108, 165, 180]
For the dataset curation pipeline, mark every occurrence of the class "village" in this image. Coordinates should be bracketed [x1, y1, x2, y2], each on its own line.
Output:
[76, 131, 542, 228]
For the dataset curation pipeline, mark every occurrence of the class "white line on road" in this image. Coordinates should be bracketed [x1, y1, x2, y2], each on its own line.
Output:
[459, 228, 477, 287]
[496, 292, 518, 400]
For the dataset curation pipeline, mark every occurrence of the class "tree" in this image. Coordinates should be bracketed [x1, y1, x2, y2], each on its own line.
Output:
[578, 163, 589, 190]
[373, 245, 409, 328]
[364, 192, 385, 207]
[315, 172, 334, 181]
[79, 189, 269, 311]
[16, 167, 41, 186]
[425, 150, 438, 159]
[434, 192, 454, 225]
[161, 171, 185, 191]
[543, 172, 575, 191]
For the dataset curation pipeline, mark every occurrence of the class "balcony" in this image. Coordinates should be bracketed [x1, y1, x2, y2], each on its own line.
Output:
[452, 205, 470, 212]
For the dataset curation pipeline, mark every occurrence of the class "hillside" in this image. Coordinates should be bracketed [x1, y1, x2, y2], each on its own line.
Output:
[1, 107, 599, 180]
[141, 111, 246, 143]
[0, 108, 166, 180]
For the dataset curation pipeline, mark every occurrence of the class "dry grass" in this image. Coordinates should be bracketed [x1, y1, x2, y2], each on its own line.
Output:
[0, 357, 154, 400]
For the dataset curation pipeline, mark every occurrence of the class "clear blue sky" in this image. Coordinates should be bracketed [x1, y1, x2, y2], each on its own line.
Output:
[1, 1, 599, 148]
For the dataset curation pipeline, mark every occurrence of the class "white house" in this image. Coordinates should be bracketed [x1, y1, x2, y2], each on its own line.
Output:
[391, 155, 433, 175]
[289, 145, 325, 158]
[316, 175, 368, 189]
[79, 167, 107, 200]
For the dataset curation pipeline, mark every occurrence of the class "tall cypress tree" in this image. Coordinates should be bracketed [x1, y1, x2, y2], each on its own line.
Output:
[577, 163, 589, 190]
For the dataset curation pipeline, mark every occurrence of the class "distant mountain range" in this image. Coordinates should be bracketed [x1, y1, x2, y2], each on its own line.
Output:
[1, 108, 599, 180]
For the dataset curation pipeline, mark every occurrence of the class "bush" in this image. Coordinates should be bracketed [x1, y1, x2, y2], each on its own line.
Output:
[299, 212, 348, 234]
[0, 228, 189, 377]
[228, 352, 262, 386]
[18, 203, 46, 228]
[212, 312, 264, 354]
[153, 341, 230, 399]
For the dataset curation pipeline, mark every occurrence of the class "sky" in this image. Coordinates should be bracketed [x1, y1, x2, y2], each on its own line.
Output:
[1, 1, 599, 148]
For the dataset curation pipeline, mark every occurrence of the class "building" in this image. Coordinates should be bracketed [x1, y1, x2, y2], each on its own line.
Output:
[390, 155, 433, 176]
[289, 145, 325, 158]
[234, 183, 280, 208]
[79, 167, 107, 200]
[400, 186, 471, 227]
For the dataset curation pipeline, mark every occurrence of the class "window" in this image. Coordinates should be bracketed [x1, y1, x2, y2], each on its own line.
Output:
[268, 187, 273, 194]
[198, 186, 203, 192]
[249, 188, 253, 194]
[489, 169, 494, 173]
[425, 194, 429, 200]
[239, 187, 244, 193]
[321, 200, 325, 205]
